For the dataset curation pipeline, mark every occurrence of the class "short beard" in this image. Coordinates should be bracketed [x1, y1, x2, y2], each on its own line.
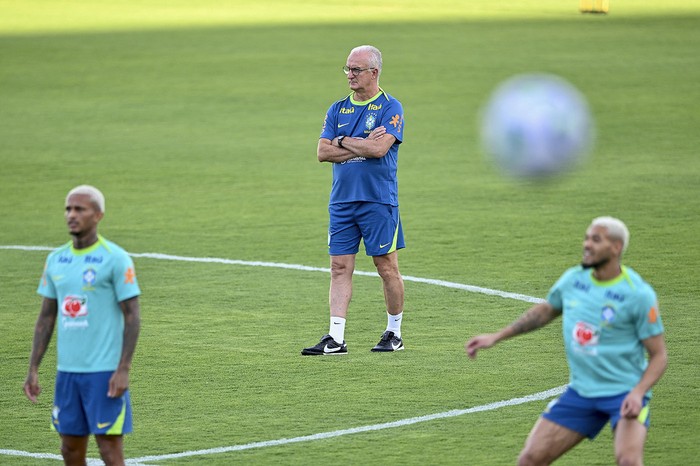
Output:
[581, 257, 610, 270]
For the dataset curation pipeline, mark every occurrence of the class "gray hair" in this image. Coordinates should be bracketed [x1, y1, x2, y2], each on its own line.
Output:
[350, 45, 382, 76]
[591, 216, 629, 253]
[66, 185, 105, 213]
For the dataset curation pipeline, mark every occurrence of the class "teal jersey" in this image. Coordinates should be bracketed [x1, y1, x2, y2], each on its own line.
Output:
[547, 265, 664, 398]
[37, 236, 141, 373]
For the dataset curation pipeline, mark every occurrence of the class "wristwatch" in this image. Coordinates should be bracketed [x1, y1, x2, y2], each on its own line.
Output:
[337, 135, 346, 148]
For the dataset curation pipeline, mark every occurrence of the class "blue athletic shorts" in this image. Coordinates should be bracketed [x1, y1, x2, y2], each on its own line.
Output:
[542, 386, 650, 439]
[328, 202, 405, 256]
[52, 371, 133, 436]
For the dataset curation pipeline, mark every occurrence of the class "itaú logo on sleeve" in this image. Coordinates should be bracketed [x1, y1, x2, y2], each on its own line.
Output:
[62, 295, 88, 318]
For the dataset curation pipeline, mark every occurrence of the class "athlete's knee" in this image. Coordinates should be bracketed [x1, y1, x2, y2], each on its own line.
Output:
[330, 258, 353, 278]
[373, 255, 399, 276]
[96, 436, 125, 466]
[60, 441, 86, 464]
[616, 450, 643, 466]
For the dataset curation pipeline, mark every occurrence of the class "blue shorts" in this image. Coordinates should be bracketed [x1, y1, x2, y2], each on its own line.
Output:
[542, 386, 650, 439]
[52, 371, 133, 436]
[329, 202, 405, 256]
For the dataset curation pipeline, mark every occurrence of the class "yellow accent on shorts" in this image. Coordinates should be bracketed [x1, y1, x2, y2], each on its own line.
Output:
[106, 398, 127, 435]
[637, 404, 650, 425]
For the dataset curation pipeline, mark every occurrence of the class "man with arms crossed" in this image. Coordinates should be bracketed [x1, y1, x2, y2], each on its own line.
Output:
[25, 185, 141, 466]
[466, 217, 667, 466]
[302, 45, 406, 355]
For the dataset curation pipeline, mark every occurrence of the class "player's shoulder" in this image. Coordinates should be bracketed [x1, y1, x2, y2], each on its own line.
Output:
[621, 266, 656, 299]
[378, 89, 403, 107]
[331, 93, 353, 107]
[97, 236, 131, 259]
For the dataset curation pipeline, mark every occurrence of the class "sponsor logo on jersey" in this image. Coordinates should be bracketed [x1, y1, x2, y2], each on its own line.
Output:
[124, 267, 136, 284]
[340, 156, 366, 164]
[573, 321, 600, 349]
[367, 103, 382, 111]
[605, 290, 625, 302]
[340, 107, 355, 114]
[85, 255, 103, 264]
[390, 113, 403, 133]
[573, 280, 590, 292]
[62, 295, 88, 318]
[648, 305, 659, 323]
[58, 256, 73, 264]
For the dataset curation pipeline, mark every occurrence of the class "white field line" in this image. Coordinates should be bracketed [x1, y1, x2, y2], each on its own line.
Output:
[0, 245, 545, 304]
[0, 386, 566, 465]
[1, 244, 552, 464]
[132, 386, 567, 464]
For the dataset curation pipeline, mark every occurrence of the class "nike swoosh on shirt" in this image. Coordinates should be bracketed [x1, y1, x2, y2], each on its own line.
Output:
[337, 123, 350, 128]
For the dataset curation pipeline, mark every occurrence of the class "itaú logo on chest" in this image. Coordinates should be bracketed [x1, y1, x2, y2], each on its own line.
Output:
[62, 295, 88, 318]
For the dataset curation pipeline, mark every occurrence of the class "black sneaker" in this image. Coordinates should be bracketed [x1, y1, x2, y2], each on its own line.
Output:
[371, 331, 404, 352]
[301, 334, 348, 356]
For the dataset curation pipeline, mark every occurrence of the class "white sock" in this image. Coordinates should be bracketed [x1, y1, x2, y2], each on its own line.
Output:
[329, 316, 346, 343]
[386, 311, 403, 338]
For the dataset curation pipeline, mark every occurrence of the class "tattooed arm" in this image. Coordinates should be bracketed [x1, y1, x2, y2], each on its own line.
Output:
[465, 301, 560, 359]
[24, 298, 58, 402]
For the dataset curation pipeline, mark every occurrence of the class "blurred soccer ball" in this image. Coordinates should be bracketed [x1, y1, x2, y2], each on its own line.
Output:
[480, 73, 594, 179]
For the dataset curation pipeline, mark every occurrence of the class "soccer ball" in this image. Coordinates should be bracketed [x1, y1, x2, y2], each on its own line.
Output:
[479, 73, 594, 179]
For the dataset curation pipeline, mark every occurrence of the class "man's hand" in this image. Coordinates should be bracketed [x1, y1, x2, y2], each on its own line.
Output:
[620, 389, 645, 418]
[108, 368, 130, 398]
[366, 125, 387, 140]
[465, 334, 499, 359]
[24, 371, 41, 403]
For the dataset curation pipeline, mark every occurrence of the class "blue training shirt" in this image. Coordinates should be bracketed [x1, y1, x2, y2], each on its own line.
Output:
[320, 89, 404, 206]
[547, 265, 664, 398]
[37, 235, 141, 373]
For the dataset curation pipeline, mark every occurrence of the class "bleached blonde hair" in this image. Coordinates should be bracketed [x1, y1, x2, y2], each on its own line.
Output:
[591, 216, 629, 253]
[66, 185, 105, 213]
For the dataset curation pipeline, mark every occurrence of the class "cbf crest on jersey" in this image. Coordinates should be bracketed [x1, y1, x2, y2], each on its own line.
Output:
[365, 113, 377, 131]
[601, 305, 616, 327]
[83, 268, 97, 290]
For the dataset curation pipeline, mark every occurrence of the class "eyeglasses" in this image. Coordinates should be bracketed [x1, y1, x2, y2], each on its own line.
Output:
[343, 66, 375, 76]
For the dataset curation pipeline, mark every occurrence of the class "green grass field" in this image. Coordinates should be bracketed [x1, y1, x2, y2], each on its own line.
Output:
[1, 1, 699, 464]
